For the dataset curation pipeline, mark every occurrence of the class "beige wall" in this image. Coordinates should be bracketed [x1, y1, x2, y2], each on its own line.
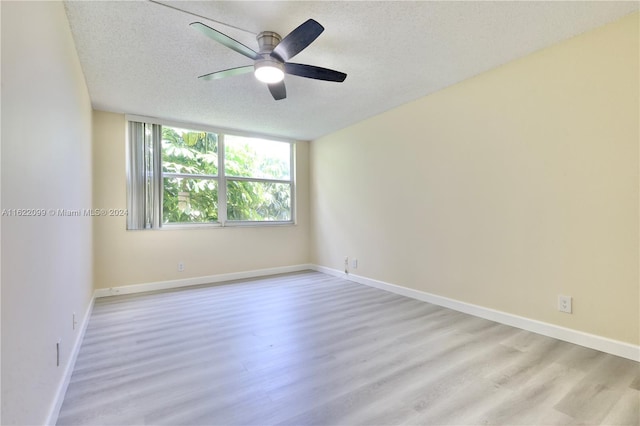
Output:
[92, 111, 310, 289]
[310, 13, 639, 345]
[1, 1, 94, 424]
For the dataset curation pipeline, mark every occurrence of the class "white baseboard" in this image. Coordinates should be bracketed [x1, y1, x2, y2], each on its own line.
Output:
[312, 265, 640, 362]
[45, 296, 95, 425]
[94, 264, 314, 298]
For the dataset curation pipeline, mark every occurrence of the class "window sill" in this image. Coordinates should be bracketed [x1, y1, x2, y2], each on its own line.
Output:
[157, 221, 295, 230]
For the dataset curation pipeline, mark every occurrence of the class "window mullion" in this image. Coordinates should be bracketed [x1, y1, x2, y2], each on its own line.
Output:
[163, 172, 218, 180]
[218, 134, 227, 226]
[290, 142, 296, 225]
[151, 124, 162, 229]
[225, 176, 291, 184]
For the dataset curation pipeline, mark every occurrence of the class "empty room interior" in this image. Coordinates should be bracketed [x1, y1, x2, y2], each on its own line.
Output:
[2, 1, 639, 425]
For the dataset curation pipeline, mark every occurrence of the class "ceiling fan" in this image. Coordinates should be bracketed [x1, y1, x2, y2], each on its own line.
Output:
[190, 19, 347, 100]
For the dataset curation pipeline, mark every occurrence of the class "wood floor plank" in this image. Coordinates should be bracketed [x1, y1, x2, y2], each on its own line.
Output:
[599, 388, 640, 426]
[57, 271, 639, 426]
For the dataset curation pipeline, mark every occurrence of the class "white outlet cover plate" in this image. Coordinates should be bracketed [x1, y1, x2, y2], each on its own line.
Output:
[558, 295, 572, 313]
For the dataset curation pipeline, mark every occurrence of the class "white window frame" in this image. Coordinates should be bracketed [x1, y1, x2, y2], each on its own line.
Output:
[126, 115, 296, 229]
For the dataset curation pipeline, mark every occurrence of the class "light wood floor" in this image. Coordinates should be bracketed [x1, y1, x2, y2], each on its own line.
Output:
[57, 271, 639, 425]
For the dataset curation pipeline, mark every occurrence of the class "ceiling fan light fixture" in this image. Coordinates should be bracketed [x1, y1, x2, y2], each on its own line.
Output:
[254, 59, 285, 84]
[191, 20, 346, 100]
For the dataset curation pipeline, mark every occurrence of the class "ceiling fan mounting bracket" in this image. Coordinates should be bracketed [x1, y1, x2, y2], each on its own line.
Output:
[256, 31, 282, 54]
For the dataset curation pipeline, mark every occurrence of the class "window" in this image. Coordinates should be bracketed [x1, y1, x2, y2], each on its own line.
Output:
[127, 118, 294, 229]
[162, 127, 219, 224]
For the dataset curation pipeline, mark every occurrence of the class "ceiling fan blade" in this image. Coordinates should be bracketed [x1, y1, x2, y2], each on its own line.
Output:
[268, 81, 286, 100]
[284, 63, 347, 82]
[198, 65, 254, 81]
[190, 22, 261, 61]
[271, 19, 324, 62]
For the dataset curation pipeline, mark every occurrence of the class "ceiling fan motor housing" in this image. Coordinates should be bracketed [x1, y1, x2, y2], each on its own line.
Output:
[256, 31, 282, 53]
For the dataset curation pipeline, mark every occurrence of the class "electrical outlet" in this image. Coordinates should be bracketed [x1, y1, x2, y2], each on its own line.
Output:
[344, 257, 349, 274]
[178, 262, 185, 272]
[352, 258, 358, 269]
[558, 295, 572, 313]
[72, 312, 77, 330]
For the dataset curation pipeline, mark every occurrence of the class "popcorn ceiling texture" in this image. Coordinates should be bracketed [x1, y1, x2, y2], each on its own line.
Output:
[64, 1, 638, 141]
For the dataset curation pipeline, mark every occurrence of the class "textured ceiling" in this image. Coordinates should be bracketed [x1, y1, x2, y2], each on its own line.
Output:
[64, 1, 638, 141]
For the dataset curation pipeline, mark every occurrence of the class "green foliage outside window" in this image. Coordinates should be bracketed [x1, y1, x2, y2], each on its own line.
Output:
[225, 136, 291, 221]
[161, 127, 292, 224]
[162, 127, 218, 223]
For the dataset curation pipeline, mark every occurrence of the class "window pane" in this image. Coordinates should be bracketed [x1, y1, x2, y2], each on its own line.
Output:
[225, 135, 290, 180]
[227, 180, 291, 221]
[163, 177, 218, 223]
[162, 126, 218, 176]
